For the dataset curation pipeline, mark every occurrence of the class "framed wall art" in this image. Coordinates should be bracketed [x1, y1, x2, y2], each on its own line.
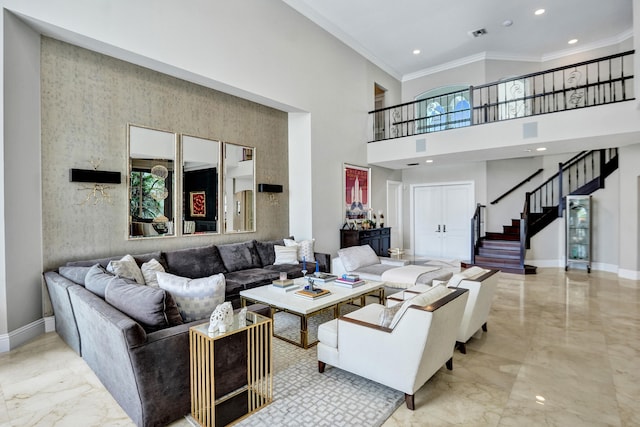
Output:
[343, 163, 371, 220]
[189, 191, 206, 217]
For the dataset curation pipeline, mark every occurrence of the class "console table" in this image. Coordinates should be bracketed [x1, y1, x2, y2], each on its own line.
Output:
[340, 227, 391, 256]
[190, 311, 272, 427]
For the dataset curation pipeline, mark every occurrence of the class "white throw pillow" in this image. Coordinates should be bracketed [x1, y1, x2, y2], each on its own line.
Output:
[106, 254, 145, 284]
[284, 238, 316, 262]
[337, 245, 380, 271]
[388, 285, 451, 329]
[273, 245, 299, 265]
[156, 272, 226, 322]
[141, 258, 165, 288]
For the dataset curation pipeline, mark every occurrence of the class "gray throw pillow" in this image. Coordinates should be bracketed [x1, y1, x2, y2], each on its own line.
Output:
[217, 241, 262, 272]
[105, 278, 183, 332]
[255, 239, 285, 266]
[84, 264, 115, 298]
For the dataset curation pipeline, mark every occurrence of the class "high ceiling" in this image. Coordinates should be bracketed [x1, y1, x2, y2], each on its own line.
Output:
[283, 0, 633, 81]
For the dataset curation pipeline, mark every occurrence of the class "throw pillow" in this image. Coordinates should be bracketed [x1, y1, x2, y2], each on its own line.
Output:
[156, 272, 226, 322]
[141, 258, 165, 287]
[58, 266, 92, 285]
[337, 245, 380, 271]
[273, 245, 299, 265]
[389, 284, 451, 329]
[378, 303, 402, 328]
[107, 254, 145, 284]
[217, 241, 262, 273]
[255, 239, 285, 266]
[284, 238, 316, 262]
[105, 278, 183, 332]
[84, 264, 116, 298]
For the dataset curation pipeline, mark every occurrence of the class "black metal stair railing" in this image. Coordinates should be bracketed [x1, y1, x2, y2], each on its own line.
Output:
[524, 148, 618, 243]
[370, 50, 634, 142]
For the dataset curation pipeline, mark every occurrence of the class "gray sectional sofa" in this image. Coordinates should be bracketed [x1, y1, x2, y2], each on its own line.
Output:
[43, 237, 329, 427]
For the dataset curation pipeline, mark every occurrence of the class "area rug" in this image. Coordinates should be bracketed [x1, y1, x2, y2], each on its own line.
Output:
[234, 311, 404, 427]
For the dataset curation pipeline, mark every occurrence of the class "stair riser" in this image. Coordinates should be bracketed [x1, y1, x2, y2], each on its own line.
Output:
[474, 256, 521, 267]
[478, 249, 520, 259]
[481, 240, 520, 250]
[485, 232, 520, 241]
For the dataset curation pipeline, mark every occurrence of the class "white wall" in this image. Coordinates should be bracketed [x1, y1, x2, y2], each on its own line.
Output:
[0, 12, 43, 348]
[0, 0, 402, 345]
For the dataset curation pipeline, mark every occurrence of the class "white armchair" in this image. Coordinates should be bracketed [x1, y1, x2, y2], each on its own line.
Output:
[317, 286, 469, 410]
[433, 267, 499, 353]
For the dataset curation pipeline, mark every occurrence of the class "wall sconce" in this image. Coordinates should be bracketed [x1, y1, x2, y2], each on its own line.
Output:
[70, 160, 121, 205]
[257, 184, 283, 193]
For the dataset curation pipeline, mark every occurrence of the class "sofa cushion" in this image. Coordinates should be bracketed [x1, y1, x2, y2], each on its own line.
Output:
[105, 278, 183, 332]
[338, 245, 380, 271]
[107, 254, 145, 284]
[163, 244, 226, 278]
[273, 245, 299, 265]
[156, 272, 226, 322]
[217, 241, 262, 273]
[85, 264, 116, 298]
[141, 258, 165, 287]
[255, 238, 285, 266]
[58, 266, 92, 285]
[262, 263, 309, 279]
[284, 238, 316, 262]
[224, 268, 280, 290]
[389, 284, 451, 329]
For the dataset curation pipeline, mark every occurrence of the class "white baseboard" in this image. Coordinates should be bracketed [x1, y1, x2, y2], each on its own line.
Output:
[44, 316, 56, 333]
[528, 259, 636, 278]
[0, 318, 47, 353]
[618, 268, 640, 280]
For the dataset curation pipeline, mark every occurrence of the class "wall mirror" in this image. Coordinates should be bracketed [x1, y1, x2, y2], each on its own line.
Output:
[223, 142, 255, 233]
[182, 135, 221, 235]
[128, 124, 177, 239]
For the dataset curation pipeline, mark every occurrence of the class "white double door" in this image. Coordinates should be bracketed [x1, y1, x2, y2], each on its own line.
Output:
[412, 182, 474, 260]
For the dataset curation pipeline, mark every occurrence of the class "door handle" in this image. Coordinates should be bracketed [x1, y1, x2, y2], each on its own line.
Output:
[435, 225, 441, 232]
[443, 224, 446, 232]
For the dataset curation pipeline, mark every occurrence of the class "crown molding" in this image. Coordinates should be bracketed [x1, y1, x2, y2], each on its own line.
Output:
[403, 28, 633, 82]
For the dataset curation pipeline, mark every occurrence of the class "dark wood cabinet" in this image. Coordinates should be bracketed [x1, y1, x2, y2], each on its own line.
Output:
[340, 227, 391, 256]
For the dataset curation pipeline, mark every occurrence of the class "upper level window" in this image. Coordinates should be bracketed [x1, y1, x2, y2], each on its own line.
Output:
[415, 85, 471, 133]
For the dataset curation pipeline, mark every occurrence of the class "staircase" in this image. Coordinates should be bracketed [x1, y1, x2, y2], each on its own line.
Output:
[468, 148, 619, 274]
[471, 220, 537, 274]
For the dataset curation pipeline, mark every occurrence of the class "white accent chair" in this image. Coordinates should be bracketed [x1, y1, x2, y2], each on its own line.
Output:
[388, 267, 500, 353]
[317, 286, 469, 410]
[431, 267, 499, 353]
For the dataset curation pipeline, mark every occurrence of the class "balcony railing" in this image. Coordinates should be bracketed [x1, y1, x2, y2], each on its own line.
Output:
[370, 50, 634, 142]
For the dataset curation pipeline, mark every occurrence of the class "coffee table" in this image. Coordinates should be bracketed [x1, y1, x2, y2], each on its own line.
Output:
[240, 278, 385, 349]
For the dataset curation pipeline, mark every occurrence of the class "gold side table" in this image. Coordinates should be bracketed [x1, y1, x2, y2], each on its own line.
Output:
[190, 311, 272, 427]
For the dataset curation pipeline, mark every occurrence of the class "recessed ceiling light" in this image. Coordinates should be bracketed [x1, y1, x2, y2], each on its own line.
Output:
[413, 49, 421, 55]
[425, 159, 433, 163]
[536, 147, 547, 151]
[568, 39, 578, 45]
[502, 19, 513, 27]
[534, 8, 545, 15]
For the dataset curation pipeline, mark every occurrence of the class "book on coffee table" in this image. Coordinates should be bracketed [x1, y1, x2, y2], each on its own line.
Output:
[310, 273, 338, 283]
[334, 278, 366, 288]
[272, 279, 294, 287]
[294, 288, 331, 300]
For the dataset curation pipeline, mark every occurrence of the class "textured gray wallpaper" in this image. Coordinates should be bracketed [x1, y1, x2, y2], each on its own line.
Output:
[41, 37, 289, 272]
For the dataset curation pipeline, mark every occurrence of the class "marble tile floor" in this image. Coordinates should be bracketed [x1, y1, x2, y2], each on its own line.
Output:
[0, 268, 638, 426]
